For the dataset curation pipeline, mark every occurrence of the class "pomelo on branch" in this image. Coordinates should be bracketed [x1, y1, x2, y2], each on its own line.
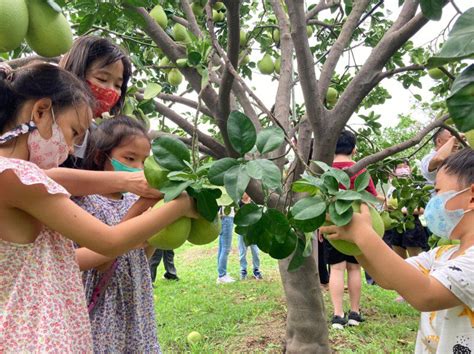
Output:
[150, 4, 168, 29]
[324, 202, 384, 256]
[212, 9, 225, 22]
[428, 67, 444, 80]
[380, 211, 395, 230]
[240, 54, 250, 66]
[25, 0, 73, 57]
[159, 56, 174, 73]
[239, 30, 247, 47]
[257, 54, 274, 75]
[272, 28, 280, 43]
[0, 0, 28, 52]
[306, 25, 314, 37]
[187, 215, 221, 245]
[326, 87, 339, 104]
[213, 1, 225, 10]
[167, 68, 183, 86]
[144, 156, 169, 190]
[147, 200, 191, 250]
[173, 23, 190, 43]
[191, 2, 203, 17]
[274, 57, 281, 74]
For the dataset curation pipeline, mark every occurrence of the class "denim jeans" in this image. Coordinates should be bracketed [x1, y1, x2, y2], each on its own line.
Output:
[217, 216, 234, 277]
[237, 234, 260, 273]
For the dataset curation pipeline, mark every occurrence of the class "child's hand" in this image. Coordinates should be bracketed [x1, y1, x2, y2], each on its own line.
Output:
[176, 192, 199, 219]
[122, 171, 163, 198]
[319, 203, 374, 244]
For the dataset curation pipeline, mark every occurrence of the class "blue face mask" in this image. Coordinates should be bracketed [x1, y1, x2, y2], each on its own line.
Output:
[110, 158, 142, 173]
[424, 188, 471, 239]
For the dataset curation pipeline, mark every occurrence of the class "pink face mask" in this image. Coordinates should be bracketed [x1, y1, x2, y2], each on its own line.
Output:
[394, 167, 411, 177]
[27, 108, 70, 169]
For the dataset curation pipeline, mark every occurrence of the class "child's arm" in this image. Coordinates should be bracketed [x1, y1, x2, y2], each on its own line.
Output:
[4, 171, 196, 258]
[320, 204, 463, 312]
[45, 168, 162, 198]
[76, 197, 160, 271]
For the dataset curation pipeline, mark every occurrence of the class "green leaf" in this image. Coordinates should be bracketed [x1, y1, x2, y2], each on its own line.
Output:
[189, 188, 219, 222]
[359, 190, 380, 205]
[161, 180, 193, 202]
[334, 190, 362, 201]
[227, 111, 257, 155]
[256, 126, 285, 154]
[427, 8, 474, 67]
[246, 159, 282, 190]
[152, 136, 191, 171]
[291, 213, 326, 233]
[325, 168, 350, 189]
[447, 65, 474, 132]
[419, 0, 443, 21]
[269, 229, 298, 260]
[264, 209, 290, 240]
[328, 202, 353, 226]
[78, 14, 96, 35]
[312, 160, 331, 172]
[143, 82, 162, 99]
[291, 180, 320, 195]
[323, 175, 340, 194]
[234, 204, 263, 227]
[208, 158, 239, 185]
[288, 238, 307, 272]
[123, 7, 147, 28]
[187, 51, 202, 66]
[291, 196, 327, 221]
[354, 170, 370, 192]
[224, 165, 250, 203]
[335, 199, 353, 214]
[302, 232, 313, 257]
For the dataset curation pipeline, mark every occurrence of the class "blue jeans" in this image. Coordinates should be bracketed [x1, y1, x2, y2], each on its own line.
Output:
[217, 216, 234, 277]
[238, 234, 260, 273]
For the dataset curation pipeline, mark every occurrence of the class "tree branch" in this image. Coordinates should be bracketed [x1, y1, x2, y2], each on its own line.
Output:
[346, 115, 450, 176]
[441, 124, 469, 147]
[231, 80, 262, 130]
[305, 0, 338, 21]
[170, 15, 189, 28]
[307, 19, 336, 28]
[157, 93, 213, 117]
[4, 55, 60, 68]
[318, 0, 371, 98]
[179, 0, 203, 37]
[376, 64, 425, 81]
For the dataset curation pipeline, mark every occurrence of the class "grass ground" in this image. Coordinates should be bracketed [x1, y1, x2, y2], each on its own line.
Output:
[153, 239, 419, 353]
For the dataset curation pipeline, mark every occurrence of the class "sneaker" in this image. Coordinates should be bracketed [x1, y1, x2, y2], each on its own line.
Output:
[253, 270, 263, 280]
[331, 315, 347, 329]
[163, 273, 179, 281]
[347, 311, 365, 326]
[240, 270, 248, 280]
[216, 274, 235, 284]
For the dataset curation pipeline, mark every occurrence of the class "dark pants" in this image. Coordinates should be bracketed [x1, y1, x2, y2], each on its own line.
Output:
[316, 235, 329, 284]
[149, 249, 177, 282]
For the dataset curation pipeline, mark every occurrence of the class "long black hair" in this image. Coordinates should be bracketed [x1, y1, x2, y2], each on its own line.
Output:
[82, 115, 149, 171]
[59, 36, 132, 116]
[0, 63, 93, 133]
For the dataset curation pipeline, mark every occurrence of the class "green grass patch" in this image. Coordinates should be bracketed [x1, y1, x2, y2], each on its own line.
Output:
[153, 239, 419, 353]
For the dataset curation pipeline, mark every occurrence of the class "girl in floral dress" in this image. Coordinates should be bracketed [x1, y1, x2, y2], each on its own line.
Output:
[0, 64, 196, 353]
[75, 116, 160, 353]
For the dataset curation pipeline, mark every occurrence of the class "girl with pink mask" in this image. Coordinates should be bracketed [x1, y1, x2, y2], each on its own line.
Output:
[0, 64, 197, 352]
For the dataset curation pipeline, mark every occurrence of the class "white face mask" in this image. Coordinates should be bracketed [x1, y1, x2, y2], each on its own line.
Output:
[27, 108, 69, 169]
[0, 108, 69, 169]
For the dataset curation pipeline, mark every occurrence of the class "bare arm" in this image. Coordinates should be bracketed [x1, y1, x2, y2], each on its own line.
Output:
[320, 205, 462, 312]
[76, 197, 160, 271]
[46, 168, 162, 198]
[427, 137, 457, 172]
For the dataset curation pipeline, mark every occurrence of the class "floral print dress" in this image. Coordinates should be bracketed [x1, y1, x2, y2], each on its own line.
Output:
[75, 194, 161, 353]
[0, 157, 93, 353]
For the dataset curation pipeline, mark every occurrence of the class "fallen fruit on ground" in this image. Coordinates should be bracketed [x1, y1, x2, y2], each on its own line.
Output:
[187, 216, 221, 245]
[0, 0, 28, 52]
[147, 201, 192, 250]
[187, 331, 202, 345]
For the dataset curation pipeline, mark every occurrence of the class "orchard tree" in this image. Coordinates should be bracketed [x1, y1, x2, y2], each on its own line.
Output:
[3, 0, 474, 352]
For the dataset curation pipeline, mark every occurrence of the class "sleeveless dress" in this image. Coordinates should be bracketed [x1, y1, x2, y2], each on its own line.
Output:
[75, 194, 161, 353]
[0, 157, 93, 353]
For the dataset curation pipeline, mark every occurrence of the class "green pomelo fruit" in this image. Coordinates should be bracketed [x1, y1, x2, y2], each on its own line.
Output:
[150, 4, 168, 29]
[191, 3, 203, 17]
[326, 87, 339, 104]
[436, 238, 451, 246]
[387, 197, 398, 209]
[25, 0, 73, 57]
[144, 156, 169, 189]
[212, 9, 225, 22]
[465, 130, 474, 148]
[147, 200, 191, 250]
[173, 23, 190, 43]
[257, 54, 274, 75]
[428, 67, 444, 80]
[325, 203, 384, 256]
[306, 26, 314, 37]
[188, 216, 221, 245]
[187, 331, 202, 345]
[159, 56, 173, 73]
[176, 58, 188, 68]
[380, 211, 395, 230]
[167, 68, 183, 86]
[239, 30, 247, 47]
[274, 57, 281, 74]
[0, 0, 28, 52]
[213, 1, 225, 10]
[240, 54, 250, 66]
[272, 28, 280, 43]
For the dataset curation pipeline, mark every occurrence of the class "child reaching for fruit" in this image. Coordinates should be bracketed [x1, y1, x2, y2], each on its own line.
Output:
[321, 148, 474, 353]
[74, 116, 162, 353]
[0, 64, 196, 352]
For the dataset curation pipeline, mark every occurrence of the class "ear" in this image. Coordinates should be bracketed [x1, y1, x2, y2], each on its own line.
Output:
[469, 184, 474, 209]
[352, 147, 357, 155]
[31, 98, 53, 139]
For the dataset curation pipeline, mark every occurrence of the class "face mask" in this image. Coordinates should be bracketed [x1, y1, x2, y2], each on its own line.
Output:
[110, 158, 142, 173]
[394, 167, 410, 177]
[424, 188, 471, 239]
[87, 80, 120, 117]
[0, 108, 69, 169]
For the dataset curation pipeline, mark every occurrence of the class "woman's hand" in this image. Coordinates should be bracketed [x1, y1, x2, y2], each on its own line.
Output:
[319, 204, 374, 244]
[175, 192, 199, 219]
[120, 171, 163, 198]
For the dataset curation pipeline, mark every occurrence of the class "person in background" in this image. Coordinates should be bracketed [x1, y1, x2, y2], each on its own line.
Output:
[237, 193, 263, 280]
[150, 249, 179, 283]
[324, 130, 379, 329]
[216, 204, 235, 284]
